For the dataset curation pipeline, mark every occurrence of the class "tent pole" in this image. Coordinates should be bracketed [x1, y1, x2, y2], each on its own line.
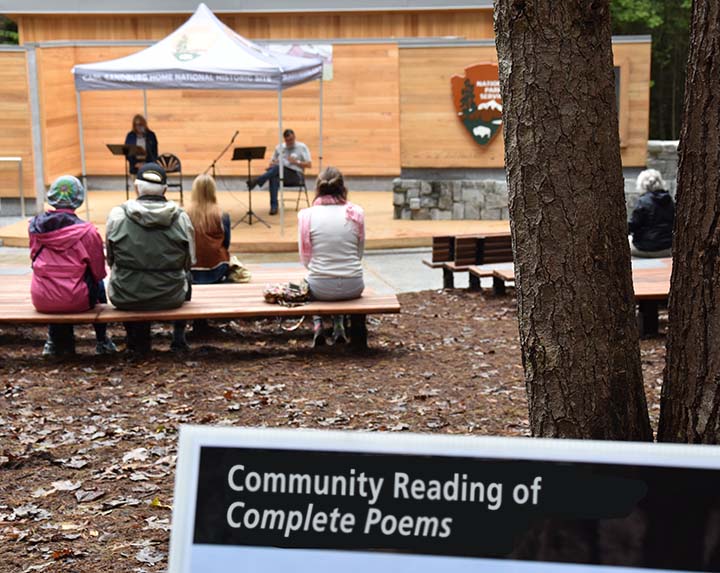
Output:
[278, 88, 284, 237]
[143, 90, 148, 119]
[75, 89, 90, 220]
[319, 75, 324, 173]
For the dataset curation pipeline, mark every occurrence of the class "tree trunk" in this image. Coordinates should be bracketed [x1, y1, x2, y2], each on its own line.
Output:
[493, 0, 652, 440]
[659, 0, 720, 444]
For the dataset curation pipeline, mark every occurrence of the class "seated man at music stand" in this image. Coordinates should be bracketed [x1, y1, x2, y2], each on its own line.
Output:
[247, 129, 311, 215]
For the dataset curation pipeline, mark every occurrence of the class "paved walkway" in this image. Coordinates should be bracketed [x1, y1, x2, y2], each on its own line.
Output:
[0, 246, 673, 295]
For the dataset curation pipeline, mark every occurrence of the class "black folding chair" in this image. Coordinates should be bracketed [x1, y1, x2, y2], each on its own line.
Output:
[157, 153, 184, 205]
[283, 171, 310, 211]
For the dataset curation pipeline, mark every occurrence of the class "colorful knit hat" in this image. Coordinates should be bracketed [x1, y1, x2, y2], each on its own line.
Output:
[47, 175, 85, 210]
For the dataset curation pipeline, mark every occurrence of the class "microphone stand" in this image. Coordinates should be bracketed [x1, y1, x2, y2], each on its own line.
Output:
[205, 130, 239, 178]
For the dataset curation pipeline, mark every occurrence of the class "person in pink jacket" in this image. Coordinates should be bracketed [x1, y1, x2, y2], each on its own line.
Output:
[29, 175, 117, 357]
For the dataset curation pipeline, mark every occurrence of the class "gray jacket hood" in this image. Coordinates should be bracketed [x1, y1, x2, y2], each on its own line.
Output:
[123, 198, 182, 229]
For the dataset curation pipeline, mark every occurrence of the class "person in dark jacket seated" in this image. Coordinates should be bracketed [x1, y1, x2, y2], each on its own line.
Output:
[628, 169, 675, 258]
[124, 114, 159, 175]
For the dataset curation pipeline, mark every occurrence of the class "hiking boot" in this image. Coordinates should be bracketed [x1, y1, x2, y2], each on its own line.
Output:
[171, 340, 191, 354]
[42, 338, 76, 358]
[95, 337, 118, 355]
[269, 207, 278, 215]
[312, 318, 326, 348]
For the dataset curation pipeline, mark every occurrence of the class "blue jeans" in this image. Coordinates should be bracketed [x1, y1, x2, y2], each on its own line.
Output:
[255, 165, 303, 209]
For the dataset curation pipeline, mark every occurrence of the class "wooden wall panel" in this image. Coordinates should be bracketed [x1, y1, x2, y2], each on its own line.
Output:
[64, 44, 400, 179]
[399, 43, 652, 169]
[16, 11, 494, 43]
[0, 51, 34, 198]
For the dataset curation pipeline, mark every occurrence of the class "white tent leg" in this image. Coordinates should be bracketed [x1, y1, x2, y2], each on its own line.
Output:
[143, 90, 148, 119]
[278, 89, 284, 237]
[319, 75, 324, 173]
[75, 89, 90, 220]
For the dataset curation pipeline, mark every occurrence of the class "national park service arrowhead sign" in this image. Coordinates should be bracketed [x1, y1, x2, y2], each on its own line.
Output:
[451, 63, 503, 146]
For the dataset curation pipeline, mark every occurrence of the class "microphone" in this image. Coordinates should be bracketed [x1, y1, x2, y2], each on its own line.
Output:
[231, 130, 239, 142]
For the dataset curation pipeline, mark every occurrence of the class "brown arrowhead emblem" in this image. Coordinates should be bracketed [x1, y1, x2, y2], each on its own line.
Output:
[451, 63, 503, 146]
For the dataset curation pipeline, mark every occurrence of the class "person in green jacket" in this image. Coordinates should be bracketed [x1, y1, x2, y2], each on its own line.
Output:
[106, 163, 196, 354]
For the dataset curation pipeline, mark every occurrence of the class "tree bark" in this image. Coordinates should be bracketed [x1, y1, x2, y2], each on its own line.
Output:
[659, 0, 720, 444]
[493, 0, 652, 440]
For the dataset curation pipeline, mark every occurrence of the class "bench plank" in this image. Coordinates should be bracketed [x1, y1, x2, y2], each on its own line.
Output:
[0, 266, 400, 325]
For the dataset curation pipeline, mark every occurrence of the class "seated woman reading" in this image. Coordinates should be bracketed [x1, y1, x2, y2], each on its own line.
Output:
[187, 174, 231, 284]
[298, 166, 365, 347]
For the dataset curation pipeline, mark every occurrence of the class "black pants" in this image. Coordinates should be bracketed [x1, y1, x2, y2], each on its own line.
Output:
[124, 321, 187, 353]
[48, 324, 107, 353]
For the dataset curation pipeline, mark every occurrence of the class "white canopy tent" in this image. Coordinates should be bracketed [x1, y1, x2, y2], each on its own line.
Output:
[72, 2, 324, 233]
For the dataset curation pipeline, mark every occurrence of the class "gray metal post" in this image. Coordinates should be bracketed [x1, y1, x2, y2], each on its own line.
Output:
[278, 88, 284, 236]
[75, 89, 90, 220]
[18, 158, 24, 218]
[143, 89, 148, 119]
[26, 46, 46, 216]
[318, 75, 324, 173]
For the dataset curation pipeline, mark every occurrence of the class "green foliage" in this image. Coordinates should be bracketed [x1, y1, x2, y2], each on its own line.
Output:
[460, 79, 476, 114]
[0, 15, 18, 45]
[611, 0, 692, 140]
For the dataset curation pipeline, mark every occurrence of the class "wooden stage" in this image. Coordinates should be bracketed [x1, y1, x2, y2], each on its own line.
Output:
[0, 190, 510, 253]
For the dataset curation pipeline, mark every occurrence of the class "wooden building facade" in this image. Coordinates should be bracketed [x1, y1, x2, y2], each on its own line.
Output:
[0, 1, 651, 201]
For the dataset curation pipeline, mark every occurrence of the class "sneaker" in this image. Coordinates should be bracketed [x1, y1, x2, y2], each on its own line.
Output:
[312, 319, 326, 348]
[95, 337, 118, 355]
[269, 207, 278, 215]
[42, 339, 57, 357]
[331, 315, 349, 345]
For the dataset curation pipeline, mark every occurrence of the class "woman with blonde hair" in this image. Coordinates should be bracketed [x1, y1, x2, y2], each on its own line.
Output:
[298, 166, 365, 347]
[187, 174, 231, 284]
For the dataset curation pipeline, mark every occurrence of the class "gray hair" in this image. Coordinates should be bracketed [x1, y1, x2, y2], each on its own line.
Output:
[636, 169, 666, 194]
[134, 179, 167, 197]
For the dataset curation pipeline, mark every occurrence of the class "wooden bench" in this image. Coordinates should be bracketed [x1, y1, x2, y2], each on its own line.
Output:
[482, 259, 672, 336]
[0, 265, 401, 350]
[427, 233, 512, 289]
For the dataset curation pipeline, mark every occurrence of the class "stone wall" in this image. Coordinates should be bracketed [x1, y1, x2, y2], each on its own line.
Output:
[393, 141, 680, 221]
[392, 179, 509, 221]
[646, 140, 679, 193]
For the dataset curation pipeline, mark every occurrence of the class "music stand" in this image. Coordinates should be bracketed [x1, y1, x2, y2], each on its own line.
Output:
[232, 146, 270, 228]
[107, 143, 145, 199]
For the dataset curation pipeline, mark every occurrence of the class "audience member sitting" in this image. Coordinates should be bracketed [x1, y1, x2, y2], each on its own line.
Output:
[298, 166, 365, 347]
[29, 176, 117, 357]
[187, 174, 231, 284]
[628, 169, 675, 258]
[106, 163, 196, 354]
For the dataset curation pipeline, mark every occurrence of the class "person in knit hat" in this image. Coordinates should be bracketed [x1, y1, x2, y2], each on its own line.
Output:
[29, 175, 117, 357]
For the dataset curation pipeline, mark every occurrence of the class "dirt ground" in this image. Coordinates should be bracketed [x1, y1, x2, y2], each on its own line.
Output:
[0, 289, 666, 572]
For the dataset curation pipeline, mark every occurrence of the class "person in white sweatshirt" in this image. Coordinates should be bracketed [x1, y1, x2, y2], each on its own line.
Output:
[298, 166, 365, 347]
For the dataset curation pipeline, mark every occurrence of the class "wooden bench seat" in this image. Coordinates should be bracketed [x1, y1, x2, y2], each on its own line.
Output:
[486, 259, 672, 336]
[0, 265, 401, 349]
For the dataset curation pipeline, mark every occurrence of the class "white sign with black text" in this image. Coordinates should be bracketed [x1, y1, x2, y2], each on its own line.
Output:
[169, 426, 720, 573]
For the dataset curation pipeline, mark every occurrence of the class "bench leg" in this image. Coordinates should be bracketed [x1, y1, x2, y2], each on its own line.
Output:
[492, 276, 506, 296]
[638, 301, 659, 337]
[443, 268, 455, 289]
[350, 314, 368, 350]
[469, 273, 481, 292]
